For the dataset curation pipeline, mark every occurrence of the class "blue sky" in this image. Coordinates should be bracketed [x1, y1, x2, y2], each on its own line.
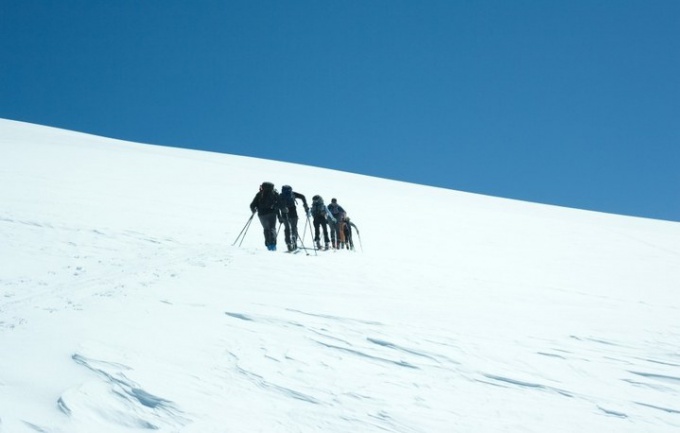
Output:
[2, 1, 678, 222]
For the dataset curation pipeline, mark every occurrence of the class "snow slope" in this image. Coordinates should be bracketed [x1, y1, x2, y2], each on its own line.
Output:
[1, 118, 679, 432]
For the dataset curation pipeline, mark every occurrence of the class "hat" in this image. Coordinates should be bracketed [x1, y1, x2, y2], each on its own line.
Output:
[331, 198, 337, 203]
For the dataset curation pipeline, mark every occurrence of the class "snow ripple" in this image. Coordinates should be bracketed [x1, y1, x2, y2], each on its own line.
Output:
[59, 353, 189, 431]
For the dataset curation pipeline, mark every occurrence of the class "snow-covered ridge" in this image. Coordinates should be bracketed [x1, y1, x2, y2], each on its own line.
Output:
[1, 118, 679, 432]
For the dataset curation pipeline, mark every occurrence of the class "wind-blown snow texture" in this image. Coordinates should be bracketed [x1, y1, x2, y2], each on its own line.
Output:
[1, 118, 679, 432]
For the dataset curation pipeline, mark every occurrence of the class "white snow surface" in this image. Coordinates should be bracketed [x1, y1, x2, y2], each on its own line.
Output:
[1, 118, 679, 433]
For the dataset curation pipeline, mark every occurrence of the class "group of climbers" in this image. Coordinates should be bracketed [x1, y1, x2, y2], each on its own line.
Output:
[249, 182, 358, 252]
[310, 195, 357, 251]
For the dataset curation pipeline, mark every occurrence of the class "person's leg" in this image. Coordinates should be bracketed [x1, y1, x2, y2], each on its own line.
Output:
[321, 223, 330, 249]
[338, 221, 346, 247]
[290, 216, 299, 249]
[328, 220, 337, 248]
[258, 214, 269, 247]
[261, 213, 278, 250]
[290, 216, 299, 241]
[313, 217, 322, 248]
[344, 225, 352, 249]
[283, 219, 292, 245]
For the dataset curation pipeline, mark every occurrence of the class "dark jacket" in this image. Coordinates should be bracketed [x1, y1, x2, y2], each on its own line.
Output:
[250, 188, 281, 217]
[327, 202, 345, 221]
[283, 192, 309, 219]
[311, 199, 334, 222]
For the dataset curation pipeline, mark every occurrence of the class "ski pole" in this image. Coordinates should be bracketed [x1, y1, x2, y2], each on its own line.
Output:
[353, 224, 363, 252]
[240, 216, 255, 247]
[232, 213, 255, 246]
[295, 217, 312, 256]
[302, 214, 309, 244]
[300, 213, 316, 255]
[238, 214, 255, 247]
[306, 213, 318, 254]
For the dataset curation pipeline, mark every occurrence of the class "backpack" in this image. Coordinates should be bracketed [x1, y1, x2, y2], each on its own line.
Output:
[280, 185, 296, 208]
[311, 197, 326, 217]
[258, 182, 278, 211]
[328, 202, 342, 217]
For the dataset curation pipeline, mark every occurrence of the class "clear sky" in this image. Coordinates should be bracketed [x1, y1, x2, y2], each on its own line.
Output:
[2, 1, 678, 222]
